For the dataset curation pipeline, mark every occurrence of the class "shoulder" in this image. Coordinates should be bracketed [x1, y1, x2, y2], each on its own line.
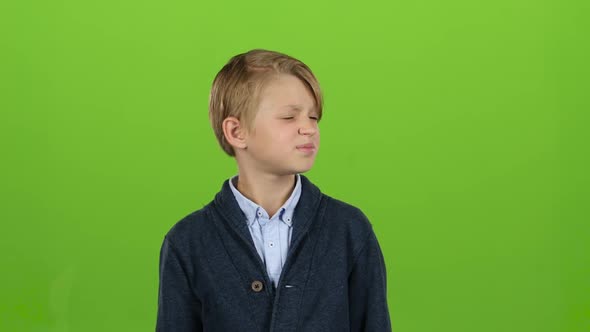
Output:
[322, 194, 372, 227]
[320, 193, 374, 250]
[163, 202, 216, 250]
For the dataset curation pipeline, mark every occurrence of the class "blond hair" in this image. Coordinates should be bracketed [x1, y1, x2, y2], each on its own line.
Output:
[208, 49, 323, 156]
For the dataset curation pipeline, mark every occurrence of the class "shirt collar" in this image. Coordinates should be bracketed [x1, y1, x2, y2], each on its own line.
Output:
[229, 174, 302, 227]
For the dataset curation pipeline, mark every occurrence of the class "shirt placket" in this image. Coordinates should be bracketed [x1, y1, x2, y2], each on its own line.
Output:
[259, 213, 281, 288]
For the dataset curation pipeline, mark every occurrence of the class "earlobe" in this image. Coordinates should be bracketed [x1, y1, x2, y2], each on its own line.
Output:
[222, 117, 247, 150]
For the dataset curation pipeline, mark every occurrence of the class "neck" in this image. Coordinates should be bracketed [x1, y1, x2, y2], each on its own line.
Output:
[235, 169, 296, 218]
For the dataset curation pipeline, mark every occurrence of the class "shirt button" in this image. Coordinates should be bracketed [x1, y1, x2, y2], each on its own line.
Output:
[269, 242, 274, 248]
[251, 280, 264, 292]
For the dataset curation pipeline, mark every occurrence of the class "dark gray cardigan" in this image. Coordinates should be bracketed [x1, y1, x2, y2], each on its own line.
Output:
[156, 175, 391, 331]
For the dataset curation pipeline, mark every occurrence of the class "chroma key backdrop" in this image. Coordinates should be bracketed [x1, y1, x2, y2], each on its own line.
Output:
[0, 0, 588, 331]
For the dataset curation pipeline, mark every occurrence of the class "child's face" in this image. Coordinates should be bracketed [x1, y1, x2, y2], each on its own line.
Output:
[244, 74, 320, 176]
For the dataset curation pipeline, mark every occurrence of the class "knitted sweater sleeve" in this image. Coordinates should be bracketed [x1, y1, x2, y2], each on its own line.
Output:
[348, 228, 392, 331]
[156, 236, 203, 332]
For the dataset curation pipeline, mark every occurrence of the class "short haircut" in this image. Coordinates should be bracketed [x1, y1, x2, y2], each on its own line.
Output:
[208, 49, 323, 156]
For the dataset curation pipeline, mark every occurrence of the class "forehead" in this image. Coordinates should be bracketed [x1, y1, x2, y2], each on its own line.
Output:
[257, 74, 316, 111]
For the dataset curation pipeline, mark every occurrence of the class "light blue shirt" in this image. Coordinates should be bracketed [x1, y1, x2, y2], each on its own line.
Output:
[229, 174, 302, 289]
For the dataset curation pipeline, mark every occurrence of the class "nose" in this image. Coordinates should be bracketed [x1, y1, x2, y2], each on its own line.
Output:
[298, 121, 318, 136]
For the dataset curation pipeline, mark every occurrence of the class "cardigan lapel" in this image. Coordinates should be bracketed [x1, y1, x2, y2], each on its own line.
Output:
[286, 174, 322, 257]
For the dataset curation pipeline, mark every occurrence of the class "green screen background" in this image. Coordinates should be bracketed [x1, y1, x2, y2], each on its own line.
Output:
[1, 0, 588, 331]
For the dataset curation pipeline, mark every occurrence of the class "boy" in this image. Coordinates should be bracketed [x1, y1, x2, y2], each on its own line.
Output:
[156, 49, 391, 331]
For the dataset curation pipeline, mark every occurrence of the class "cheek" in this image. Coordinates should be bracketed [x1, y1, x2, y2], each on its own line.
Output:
[254, 124, 291, 147]
[275, 130, 294, 144]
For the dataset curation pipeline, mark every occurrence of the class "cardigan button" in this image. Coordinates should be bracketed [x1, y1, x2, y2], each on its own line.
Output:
[251, 280, 264, 292]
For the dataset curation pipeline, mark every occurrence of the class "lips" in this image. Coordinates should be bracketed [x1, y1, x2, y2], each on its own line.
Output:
[296, 143, 316, 155]
[296, 143, 316, 149]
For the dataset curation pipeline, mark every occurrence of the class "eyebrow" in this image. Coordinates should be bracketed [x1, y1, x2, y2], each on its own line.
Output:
[283, 104, 316, 112]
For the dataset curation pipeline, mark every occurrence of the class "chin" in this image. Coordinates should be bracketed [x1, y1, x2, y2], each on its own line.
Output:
[274, 159, 316, 175]
[293, 163, 315, 174]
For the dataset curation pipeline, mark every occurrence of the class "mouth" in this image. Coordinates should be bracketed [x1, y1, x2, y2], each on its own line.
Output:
[296, 143, 316, 149]
[296, 143, 316, 154]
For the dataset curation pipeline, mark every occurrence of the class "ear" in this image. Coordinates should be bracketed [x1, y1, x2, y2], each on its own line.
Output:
[222, 116, 248, 150]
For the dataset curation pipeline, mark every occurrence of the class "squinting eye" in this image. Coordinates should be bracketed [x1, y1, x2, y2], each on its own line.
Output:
[310, 116, 319, 120]
[283, 117, 294, 120]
